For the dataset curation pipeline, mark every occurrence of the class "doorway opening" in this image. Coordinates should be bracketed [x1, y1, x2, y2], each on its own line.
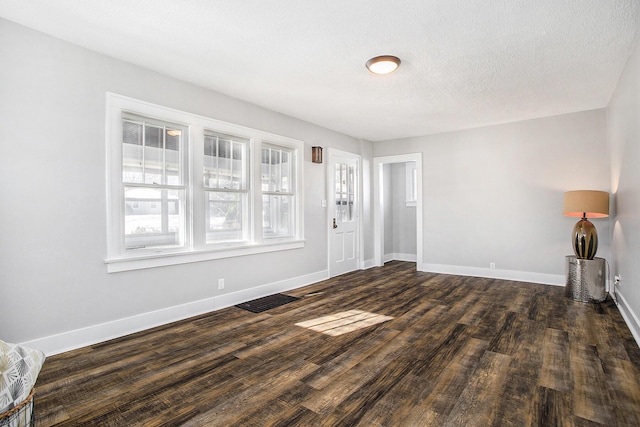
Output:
[373, 154, 423, 270]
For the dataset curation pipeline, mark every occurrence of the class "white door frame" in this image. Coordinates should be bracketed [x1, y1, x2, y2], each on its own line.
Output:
[373, 153, 423, 270]
[327, 148, 362, 277]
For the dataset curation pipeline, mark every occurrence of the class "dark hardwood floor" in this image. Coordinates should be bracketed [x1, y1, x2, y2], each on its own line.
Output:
[35, 261, 640, 426]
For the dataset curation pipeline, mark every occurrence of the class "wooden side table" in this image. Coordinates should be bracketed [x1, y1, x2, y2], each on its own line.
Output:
[565, 255, 606, 302]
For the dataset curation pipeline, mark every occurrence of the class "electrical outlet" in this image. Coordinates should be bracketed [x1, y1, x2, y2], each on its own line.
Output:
[490, 263, 496, 269]
[614, 275, 621, 286]
[218, 278, 225, 290]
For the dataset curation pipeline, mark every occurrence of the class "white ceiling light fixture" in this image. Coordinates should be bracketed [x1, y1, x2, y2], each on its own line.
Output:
[366, 55, 401, 75]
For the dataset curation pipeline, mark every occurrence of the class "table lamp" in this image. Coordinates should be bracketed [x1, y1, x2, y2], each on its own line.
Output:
[563, 190, 609, 259]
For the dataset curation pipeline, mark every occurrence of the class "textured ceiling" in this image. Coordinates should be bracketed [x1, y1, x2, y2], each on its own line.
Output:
[1, 0, 638, 142]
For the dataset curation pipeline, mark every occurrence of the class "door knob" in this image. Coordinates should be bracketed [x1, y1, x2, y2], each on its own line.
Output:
[332, 218, 338, 229]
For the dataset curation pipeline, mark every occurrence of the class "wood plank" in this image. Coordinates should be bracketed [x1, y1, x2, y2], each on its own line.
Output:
[442, 351, 512, 426]
[539, 328, 573, 393]
[531, 386, 574, 427]
[356, 337, 489, 427]
[491, 316, 546, 426]
[570, 341, 615, 425]
[32, 261, 640, 426]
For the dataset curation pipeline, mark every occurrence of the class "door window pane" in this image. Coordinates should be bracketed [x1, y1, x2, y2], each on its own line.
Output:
[334, 161, 355, 223]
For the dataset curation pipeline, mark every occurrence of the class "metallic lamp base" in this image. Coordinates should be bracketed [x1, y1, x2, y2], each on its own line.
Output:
[565, 256, 606, 302]
[572, 218, 598, 260]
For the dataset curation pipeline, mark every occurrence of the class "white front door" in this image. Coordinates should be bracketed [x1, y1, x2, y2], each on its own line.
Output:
[329, 151, 359, 277]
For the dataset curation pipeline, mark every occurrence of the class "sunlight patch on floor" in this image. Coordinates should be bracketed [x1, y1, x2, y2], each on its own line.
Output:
[295, 309, 393, 336]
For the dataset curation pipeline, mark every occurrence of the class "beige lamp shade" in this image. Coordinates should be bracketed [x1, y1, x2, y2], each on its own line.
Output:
[563, 190, 609, 218]
[563, 190, 609, 260]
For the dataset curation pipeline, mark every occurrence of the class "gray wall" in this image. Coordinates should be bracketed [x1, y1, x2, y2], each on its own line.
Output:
[391, 163, 417, 257]
[0, 19, 373, 345]
[382, 163, 418, 261]
[608, 23, 640, 334]
[374, 110, 610, 276]
[2, 15, 638, 351]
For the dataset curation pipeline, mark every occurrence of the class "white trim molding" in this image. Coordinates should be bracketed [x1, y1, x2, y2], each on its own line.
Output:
[384, 253, 418, 263]
[105, 240, 305, 273]
[614, 288, 640, 348]
[422, 263, 565, 286]
[20, 269, 328, 356]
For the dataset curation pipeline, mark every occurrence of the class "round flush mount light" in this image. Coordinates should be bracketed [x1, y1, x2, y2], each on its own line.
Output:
[366, 55, 401, 75]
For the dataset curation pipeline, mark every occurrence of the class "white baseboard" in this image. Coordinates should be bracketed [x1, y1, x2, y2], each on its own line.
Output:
[214, 269, 329, 310]
[24, 263, 634, 357]
[613, 287, 640, 348]
[361, 258, 378, 269]
[383, 253, 417, 263]
[21, 269, 329, 356]
[392, 253, 417, 262]
[421, 263, 565, 286]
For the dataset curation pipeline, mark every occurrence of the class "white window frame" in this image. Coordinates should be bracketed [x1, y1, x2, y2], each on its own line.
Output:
[121, 113, 190, 251]
[105, 93, 304, 273]
[261, 143, 297, 240]
[203, 130, 250, 245]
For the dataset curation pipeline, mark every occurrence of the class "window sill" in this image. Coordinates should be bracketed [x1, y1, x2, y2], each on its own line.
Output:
[105, 240, 305, 273]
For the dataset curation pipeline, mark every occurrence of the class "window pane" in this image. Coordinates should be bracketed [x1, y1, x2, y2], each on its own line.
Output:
[280, 151, 291, 192]
[123, 121, 143, 183]
[206, 192, 245, 243]
[262, 146, 293, 193]
[123, 120, 183, 186]
[165, 129, 181, 185]
[123, 120, 142, 146]
[204, 132, 247, 191]
[230, 141, 243, 190]
[145, 125, 162, 148]
[262, 194, 292, 238]
[218, 138, 231, 188]
[233, 142, 242, 160]
[204, 135, 219, 188]
[165, 129, 180, 151]
[124, 187, 184, 250]
[144, 125, 163, 185]
[262, 147, 271, 191]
